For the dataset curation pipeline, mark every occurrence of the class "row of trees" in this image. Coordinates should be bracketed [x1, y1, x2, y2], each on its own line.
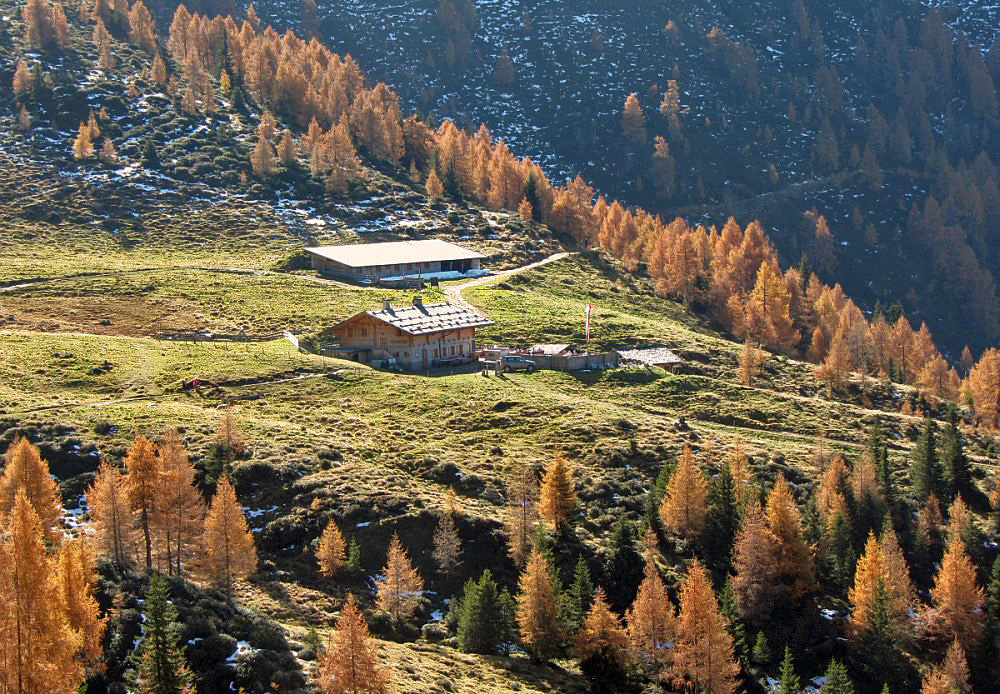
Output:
[499, 434, 997, 692]
[86, 430, 258, 595]
[0, 438, 106, 692]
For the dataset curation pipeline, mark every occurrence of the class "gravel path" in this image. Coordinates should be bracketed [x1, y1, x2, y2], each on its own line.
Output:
[443, 251, 572, 308]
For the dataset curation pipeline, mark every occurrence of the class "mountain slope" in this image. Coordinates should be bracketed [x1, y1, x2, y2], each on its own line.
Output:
[2, 2, 1000, 693]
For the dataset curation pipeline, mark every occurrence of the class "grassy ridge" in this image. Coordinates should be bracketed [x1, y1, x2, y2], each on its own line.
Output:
[1, 267, 445, 336]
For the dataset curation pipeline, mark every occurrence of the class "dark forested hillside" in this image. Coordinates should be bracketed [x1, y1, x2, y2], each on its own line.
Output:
[231, 0, 1000, 356]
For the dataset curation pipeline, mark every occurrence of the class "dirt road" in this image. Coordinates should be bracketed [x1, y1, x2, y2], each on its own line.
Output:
[444, 251, 572, 308]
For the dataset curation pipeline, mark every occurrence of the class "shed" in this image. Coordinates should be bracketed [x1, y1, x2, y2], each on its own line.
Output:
[616, 347, 685, 372]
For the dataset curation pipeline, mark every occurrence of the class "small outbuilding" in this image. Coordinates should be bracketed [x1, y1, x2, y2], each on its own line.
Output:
[328, 297, 494, 370]
[305, 239, 486, 284]
[616, 347, 685, 372]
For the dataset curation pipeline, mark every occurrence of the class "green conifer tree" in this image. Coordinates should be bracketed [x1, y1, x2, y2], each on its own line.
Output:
[985, 556, 1000, 670]
[910, 417, 941, 503]
[602, 514, 643, 613]
[497, 587, 518, 656]
[824, 511, 856, 593]
[778, 645, 801, 694]
[457, 569, 504, 654]
[531, 524, 554, 564]
[567, 555, 595, 629]
[856, 577, 903, 689]
[522, 174, 539, 219]
[444, 157, 461, 199]
[752, 630, 771, 665]
[347, 538, 362, 570]
[705, 462, 741, 574]
[940, 408, 970, 502]
[820, 659, 856, 694]
[719, 577, 750, 670]
[126, 574, 193, 694]
[643, 463, 673, 533]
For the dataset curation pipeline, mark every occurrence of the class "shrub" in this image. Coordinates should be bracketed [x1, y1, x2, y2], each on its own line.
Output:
[94, 419, 115, 435]
[188, 633, 237, 670]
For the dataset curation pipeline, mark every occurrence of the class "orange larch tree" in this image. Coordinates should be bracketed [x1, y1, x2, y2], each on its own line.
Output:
[277, 129, 297, 167]
[87, 461, 135, 565]
[848, 532, 914, 640]
[375, 533, 424, 621]
[744, 262, 799, 352]
[250, 134, 275, 177]
[622, 93, 647, 144]
[575, 588, 630, 672]
[425, 168, 444, 199]
[55, 538, 106, 675]
[919, 639, 971, 694]
[671, 559, 739, 694]
[432, 492, 463, 576]
[516, 547, 562, 662]
[816, 455, 851, 529]
[930, 538, 984, 651]
[658, 445, 708, 541]
[155, 429, 205, 578]
[765, 474, 816, 602]
[538, 454, 578, 531]
[0, 437, 62, 541]
[127, 0, 157, 52]
[731, 500, 779, 625]
[626, 558, 674, 677]
[201, 475, 258, 597]
[124, 436, 160, 573]
[316, 594, 388, 694]
[504, 462, 539, 567]
[12, 60, 32, 100]
[317, 520, 347, 578]
[816, 330, 852, 394]
[969, 348, 1000, 429]
[0, 492, 85, 694]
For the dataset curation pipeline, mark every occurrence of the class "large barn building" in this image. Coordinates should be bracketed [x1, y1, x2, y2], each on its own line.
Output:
[329, 297, 494, 370]
[305, 239, 485, 284]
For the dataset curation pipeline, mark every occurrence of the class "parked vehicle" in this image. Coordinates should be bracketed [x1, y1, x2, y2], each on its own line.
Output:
[502, 356, 537, 373]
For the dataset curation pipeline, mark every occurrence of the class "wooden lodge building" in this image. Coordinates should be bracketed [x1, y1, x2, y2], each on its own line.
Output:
[328, 297, 494, 370]
[305, 239, 485, 284]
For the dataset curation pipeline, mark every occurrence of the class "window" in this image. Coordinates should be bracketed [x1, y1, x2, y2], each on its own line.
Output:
[347, 328, 354, 337]
[433, 349, 439, 358]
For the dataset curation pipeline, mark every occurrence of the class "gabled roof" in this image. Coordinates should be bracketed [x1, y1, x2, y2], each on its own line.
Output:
[335, 301, 494, 336]
[305, 239, 485, 268]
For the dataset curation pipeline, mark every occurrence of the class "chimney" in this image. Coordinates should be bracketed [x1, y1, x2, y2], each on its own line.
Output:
[382, 299, 391, 311]
[413, 296, 424, 309]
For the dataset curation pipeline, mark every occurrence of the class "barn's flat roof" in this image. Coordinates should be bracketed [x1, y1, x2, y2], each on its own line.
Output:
[335, 301, 494, 336]
[305, 239, 485, 268]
